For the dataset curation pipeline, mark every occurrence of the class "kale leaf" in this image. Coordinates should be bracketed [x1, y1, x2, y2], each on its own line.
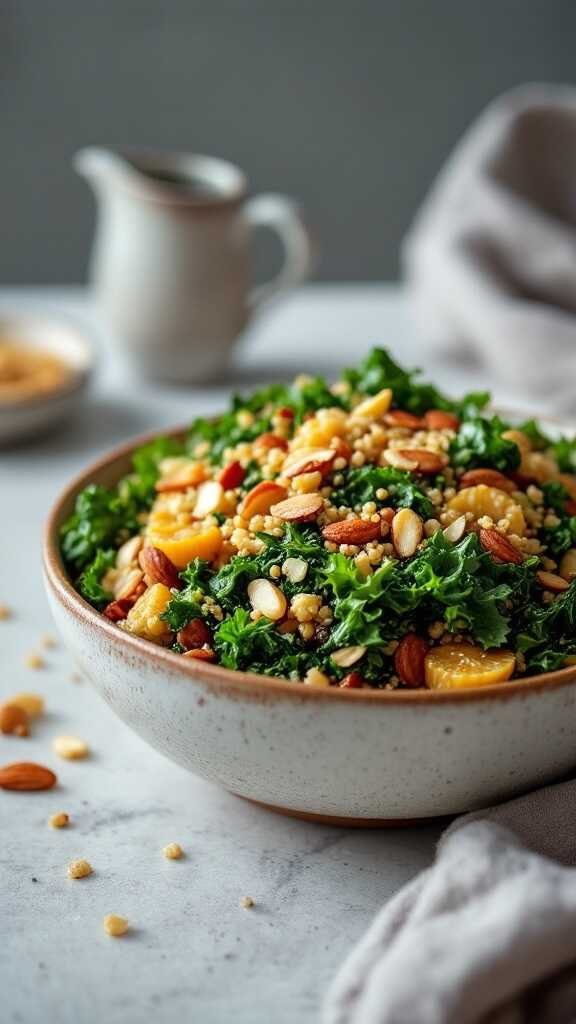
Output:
[61, 484, 140, 571]
[330, 466, 434, 518]
[77, 548, 116, 606]
[450, 416, 521, 472]
[342, 347, 489, 417]
[516, 582, 576, 673]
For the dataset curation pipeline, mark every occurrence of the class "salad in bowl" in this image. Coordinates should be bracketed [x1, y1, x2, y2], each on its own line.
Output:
[60, 348, 576, 693]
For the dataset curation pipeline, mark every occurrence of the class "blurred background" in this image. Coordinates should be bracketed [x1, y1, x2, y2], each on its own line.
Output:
[2, 0, 576, 284]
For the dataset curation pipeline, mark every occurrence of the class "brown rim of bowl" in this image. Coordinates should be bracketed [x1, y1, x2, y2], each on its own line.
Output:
[43, 423, 576, 706]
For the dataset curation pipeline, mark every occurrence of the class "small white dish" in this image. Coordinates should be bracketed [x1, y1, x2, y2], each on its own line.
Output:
[0, 313, 94, 445]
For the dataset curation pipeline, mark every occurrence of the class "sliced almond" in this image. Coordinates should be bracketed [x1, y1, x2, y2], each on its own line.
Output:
[537, 570, 570, 594]
[384, 410, 424, 429]
[395, 449, 447, 475]
[330, 645, 366, 668]
[116, 535, 144, 569]
[193, 480, 224, 518]
[269, 493, 324, 523]
[282, 557, 309, 583]
[114, 567, 145, 602]
[352, 388, 393, 420]
[443, 515, 466, 544]
[283, 447, 336, 479]
[240, 481, 288, 519]
[383, 450, 418, 472]
[155, 460, 207, 493]
[391, 508, 423, 558]
[247, 579, 287, 621]
[560, 549, 576, 582]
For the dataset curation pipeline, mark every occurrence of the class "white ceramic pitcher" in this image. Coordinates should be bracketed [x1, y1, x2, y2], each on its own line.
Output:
[75, 147, 314, 382]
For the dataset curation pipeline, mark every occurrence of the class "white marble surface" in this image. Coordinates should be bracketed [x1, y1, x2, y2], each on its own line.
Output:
[0, 285, 548, 1024]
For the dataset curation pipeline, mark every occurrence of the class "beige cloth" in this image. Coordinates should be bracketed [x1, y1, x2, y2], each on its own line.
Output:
[323, 777, 576, 1024]
[403, 84, 576, 408]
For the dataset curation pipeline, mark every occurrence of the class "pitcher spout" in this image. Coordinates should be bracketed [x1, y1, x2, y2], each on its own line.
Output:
[73, 147, 134, 192]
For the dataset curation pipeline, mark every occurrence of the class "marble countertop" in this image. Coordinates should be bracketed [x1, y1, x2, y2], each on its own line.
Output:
[0, 285, 537, 1024]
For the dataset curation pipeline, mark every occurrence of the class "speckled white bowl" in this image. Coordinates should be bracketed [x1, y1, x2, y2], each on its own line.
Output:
[0, 313, 93, 445]
[43, 430, 576, 825]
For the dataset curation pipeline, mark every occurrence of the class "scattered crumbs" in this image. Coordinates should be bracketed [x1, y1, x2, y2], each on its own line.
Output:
[163, 842, 183, 860]
[31, 877, 39, 883]
[49, 811, 69, 829]
[103, 914, 129, 937]
[25, 653, 44, 670]
[240, 896, 255, 909]
[67, 859, 92, 880]
[53, 735, 89, 760]
[0, 603, 11, 620]
[41, 633, 57, 649]
[70, 673, 83, 684]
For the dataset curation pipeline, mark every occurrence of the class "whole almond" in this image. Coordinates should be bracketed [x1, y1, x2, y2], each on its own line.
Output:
[269, 493, 324, 523]
[391, 508, 423, 558]
[479, 528, 524, 565]
[383, 450, 418, 472]
[459, 468, 516, 494]
[0, 761, 57, 791]
[424, 410, 460, 431]
[536, 570, 570, 593]
[384, 410, 424, 429]
[322, 518, 382, 545]
[218, 460, 245, 490]
[560, 549, 576, 582]
[139, 546, 181, 590]
[394, 634, 429, 687]
[177, 618, 212, 650]
[0, 703, 29, 736]
[395, 449, 447, 475]
[103, 598, 133, 622]
[283, 448, 336, 479]
[240, 481, 288, 519]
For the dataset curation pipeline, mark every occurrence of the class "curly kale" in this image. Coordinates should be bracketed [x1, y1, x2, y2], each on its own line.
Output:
[450, 416, 522, 473]
[330, 465, 434, 518]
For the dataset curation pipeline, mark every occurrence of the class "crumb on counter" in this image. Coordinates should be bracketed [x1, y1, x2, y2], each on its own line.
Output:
[53, 735, 90, 760]
[8, 693, 45, 718]
[163, 842, 183, 860]
[240, 895, 255, 909]
[25, 652, 44, 670]
[41, 633, 57, 649]
[103, 914, 129, 937]
[49, 812, 69, 829]
[67, 858, 92, 879]
[0, 603, 11, 620]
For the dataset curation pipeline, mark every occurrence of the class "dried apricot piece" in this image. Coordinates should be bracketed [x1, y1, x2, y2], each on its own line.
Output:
[448, 485, 526, 535]
[425, 643, 515, 689]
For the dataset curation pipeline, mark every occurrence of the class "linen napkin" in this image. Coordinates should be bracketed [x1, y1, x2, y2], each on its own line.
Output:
[323, 777, 576, 1024]
[402, 84, 576, 410]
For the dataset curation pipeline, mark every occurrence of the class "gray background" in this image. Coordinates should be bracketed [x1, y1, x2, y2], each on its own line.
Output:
[2, 0, 576, 283]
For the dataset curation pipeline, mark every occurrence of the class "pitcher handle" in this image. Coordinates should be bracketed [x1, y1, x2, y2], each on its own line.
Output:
[244, 194, 315, 315]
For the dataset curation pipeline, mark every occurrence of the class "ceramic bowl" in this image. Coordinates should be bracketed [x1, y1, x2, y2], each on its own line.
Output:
[0, 313, 93, 445]
[43, 429, 576, 825]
